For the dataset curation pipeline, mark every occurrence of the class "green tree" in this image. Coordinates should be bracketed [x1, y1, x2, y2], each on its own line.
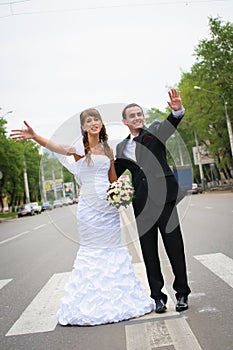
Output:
[0, 118, 41, 209]
[178, 17, 233, 182]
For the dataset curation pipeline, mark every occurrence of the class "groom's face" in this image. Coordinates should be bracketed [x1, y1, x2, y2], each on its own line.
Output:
[122, 106, 145, 134]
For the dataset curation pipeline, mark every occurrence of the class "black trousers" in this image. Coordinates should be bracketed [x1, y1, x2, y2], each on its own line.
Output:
[135, 200, 191, 302]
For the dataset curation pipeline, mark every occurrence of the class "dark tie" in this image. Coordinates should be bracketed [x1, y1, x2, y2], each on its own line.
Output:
[133, 137, 139, 161]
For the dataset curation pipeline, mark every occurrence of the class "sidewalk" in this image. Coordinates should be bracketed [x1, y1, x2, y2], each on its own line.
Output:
[0, 215, 17, 223]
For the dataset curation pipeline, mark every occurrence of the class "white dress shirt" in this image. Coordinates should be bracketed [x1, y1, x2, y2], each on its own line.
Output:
[123, 134, 136, 161]
[122, 108, 184, 161]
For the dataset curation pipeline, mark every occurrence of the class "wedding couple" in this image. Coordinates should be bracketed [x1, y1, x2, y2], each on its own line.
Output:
[11, 89, 191, 326]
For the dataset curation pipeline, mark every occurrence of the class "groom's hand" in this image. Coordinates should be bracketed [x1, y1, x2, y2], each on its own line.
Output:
[167, 89, 182, 111]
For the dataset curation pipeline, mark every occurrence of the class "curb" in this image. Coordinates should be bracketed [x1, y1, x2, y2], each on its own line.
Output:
[0, 216, 18, 223]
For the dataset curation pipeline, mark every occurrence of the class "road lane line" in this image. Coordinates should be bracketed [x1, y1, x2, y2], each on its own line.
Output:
[0, 279, 12, 290]
[6, 272, 70, 336]
[194, 253, 233, 288]
[0, 231, 30, 245]
[0, 223, 47, 245]
[33, 224, 46, 230]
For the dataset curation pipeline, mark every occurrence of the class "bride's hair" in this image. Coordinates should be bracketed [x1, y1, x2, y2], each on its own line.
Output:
[80, 108, 113, 164]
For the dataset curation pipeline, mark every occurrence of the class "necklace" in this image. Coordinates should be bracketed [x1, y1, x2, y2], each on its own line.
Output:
[90, 142, 105, 155]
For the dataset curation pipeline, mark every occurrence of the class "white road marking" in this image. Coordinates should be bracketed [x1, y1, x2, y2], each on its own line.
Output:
[6, 272, 70, 336]
[123, 215, 203, 349]
[205, 206, 213, 209]
[198, 307, 219, 313]
[0, 231, 30, 245]
[165, 317, 202, 350]
[126, 261, 203, 350]
[126, 306, 202, 350]
[125, 320, 173, 349]
[133, 262, 150, 294]
[33, 224, 46, 230]
[133, 263, 177, 319]
[0, 223, 47, 245]
[0, 279, 12, 290]
[120, 205, 142, 256]
[194, 253, 233, 288]
[189, 292, 206, 298]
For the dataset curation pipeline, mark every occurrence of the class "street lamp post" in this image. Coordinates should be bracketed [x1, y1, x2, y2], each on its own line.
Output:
[194, 130, 205, 190]
[223, 101, 233, 158]
[40, 159, 47, 202]
[0, 110, 13, 119]
[194, 86, 233, 158]
[23, 160, 30, 204]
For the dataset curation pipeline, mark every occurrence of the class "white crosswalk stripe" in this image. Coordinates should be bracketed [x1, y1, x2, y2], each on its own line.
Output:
[194, 253, 233, 288]
[0, 279, 12, 290]
[125, 316, 203, 350]
[126, 263, 203, 350]
[6, 272, 70, 336]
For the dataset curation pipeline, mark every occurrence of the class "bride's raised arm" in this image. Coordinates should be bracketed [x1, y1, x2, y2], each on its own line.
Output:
[10, 120, 77, 157]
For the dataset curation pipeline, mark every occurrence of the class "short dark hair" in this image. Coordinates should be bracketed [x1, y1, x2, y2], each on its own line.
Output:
[122, 103, 144, 119]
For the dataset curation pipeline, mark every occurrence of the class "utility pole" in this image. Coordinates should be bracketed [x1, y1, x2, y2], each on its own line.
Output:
[224, 101, 233, 158]
[40, 159, 47, 202]
[23, 160, 30, 203]
[52, 169, 57, 200]
[194, 131, 205, 190]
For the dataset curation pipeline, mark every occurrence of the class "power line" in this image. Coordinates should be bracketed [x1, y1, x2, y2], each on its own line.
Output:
[0, 0, 31, 5]
[0, 0, 229, 19]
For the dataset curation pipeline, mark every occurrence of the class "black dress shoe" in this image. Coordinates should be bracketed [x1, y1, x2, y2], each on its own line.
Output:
[176, 296, 188, 312]
[155, 299, 167, 313]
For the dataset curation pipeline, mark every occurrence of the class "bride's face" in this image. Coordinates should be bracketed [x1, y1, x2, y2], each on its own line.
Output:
[82, 115, 103, 135]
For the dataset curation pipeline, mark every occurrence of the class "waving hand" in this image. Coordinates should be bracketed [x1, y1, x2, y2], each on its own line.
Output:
[10, 121, 35, 142]
[167, 89, 182, 111]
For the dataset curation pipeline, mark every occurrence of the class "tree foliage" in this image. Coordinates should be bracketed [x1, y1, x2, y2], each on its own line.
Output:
[178, 17, 233, 182]
[0, 118, 42, 209]
[146, 17, 232, 183]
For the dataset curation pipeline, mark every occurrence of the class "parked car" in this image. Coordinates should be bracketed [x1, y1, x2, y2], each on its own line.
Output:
[191, 183, 203, 194]
[61, 197, 73, 206]
[60, 198, 69, 206]
[30, 202, 42, 214]
[66, 197, 73, 205]
[53, 199, 63, 208]
[41, 202, 53, 211]
[18, 204, 35, 218]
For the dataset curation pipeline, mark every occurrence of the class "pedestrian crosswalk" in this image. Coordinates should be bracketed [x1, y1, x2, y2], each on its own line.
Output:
[1, 252, 233, 349]
[6, 273, 70, 336]
[194, 252, 233, 288]
[0, 279, 12, 290]
[125, 316, 203, 350]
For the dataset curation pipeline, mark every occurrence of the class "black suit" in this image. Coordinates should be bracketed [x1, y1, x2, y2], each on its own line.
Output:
[115, 113, 191, 302]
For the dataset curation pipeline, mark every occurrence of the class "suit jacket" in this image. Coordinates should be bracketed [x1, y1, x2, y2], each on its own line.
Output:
[115, 113, 184, 213]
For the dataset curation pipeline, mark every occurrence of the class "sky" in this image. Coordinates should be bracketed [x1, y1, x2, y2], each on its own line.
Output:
[0, 0, 233, 140]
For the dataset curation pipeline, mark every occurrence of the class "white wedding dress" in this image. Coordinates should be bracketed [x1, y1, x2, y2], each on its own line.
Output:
[56, 154, 154, 326]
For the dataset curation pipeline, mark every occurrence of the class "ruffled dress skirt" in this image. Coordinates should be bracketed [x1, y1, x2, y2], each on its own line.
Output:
[57, 246, 154, 326]
[56, 155, 154, 326]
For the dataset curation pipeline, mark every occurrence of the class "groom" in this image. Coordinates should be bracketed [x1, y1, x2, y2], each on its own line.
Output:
[114, 89, 191, 313]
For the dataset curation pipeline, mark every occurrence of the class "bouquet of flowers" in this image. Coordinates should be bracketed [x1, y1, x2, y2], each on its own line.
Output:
[106, 169, 135, 209]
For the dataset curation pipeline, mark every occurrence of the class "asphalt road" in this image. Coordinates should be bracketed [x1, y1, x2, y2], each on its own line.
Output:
[0, 192, 232, 350]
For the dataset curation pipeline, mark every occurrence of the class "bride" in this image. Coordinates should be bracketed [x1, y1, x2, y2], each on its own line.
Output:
[11, 108, 154, 325]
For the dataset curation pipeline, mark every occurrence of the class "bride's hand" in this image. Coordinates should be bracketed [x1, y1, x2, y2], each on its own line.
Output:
[10, 121, 35, 141]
